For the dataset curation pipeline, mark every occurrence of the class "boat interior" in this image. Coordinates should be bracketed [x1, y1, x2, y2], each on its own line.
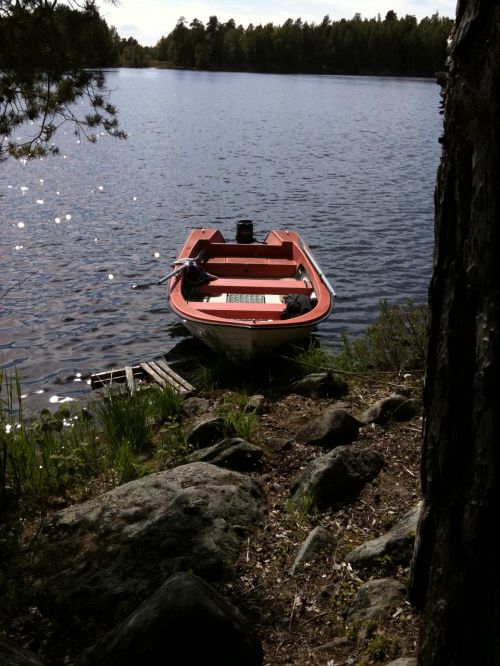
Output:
[180, 241, 317, 321]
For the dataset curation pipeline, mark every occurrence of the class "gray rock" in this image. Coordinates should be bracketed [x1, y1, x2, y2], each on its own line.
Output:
[290, 525, 336, 575]
[361, 394, 420, 425]
[76, 572, 263, 666]
[290, 445, 384, 511]
[385, 659, 417, 666]
[346, 502, 422, 566]
[295, 408, 363, 448]
[44, 462, 265, 627]
[346, 578, 406, 627]
[187, 438, 264, 471]
[0, 637, 43, 666]
[244, 394, 267, 413]
[330, 401, 352, 410]
[181, 396, 211, 417]
[291, 372, 348, 398]
[265, 436, 292, 452]
[186, 416, 228, 448]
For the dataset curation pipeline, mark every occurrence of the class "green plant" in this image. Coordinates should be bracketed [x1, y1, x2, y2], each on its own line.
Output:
[189, 356, 235, 392]
[1, 370, 101, 504]
[218, 391, 250, 409]
[221, 409, 257, 441]
[191, 363, 222, 391]
[293, 340, 332, 375]
[110, 441, 138, 484]
[147, 384, 183, 423]
[1, 369, 62, 501]
[333, 300, 427, 372]
[47, 411, 101, 493]
[91, 389, 151, 455]
[366, 631, 399, 661]
[155, 419, 190, 467]
[215, 392, 259, 441]
[286, 491, 317, 529]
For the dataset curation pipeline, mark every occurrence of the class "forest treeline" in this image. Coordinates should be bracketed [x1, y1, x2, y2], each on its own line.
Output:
[0, 5, 453, 76]
[154, 12, 453, 76]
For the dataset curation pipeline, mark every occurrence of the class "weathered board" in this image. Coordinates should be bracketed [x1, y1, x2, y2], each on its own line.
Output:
[90, 358, 194, 395]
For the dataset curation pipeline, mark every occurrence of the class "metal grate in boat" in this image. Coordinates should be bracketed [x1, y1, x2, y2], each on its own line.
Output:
[227, 293, 266, 304]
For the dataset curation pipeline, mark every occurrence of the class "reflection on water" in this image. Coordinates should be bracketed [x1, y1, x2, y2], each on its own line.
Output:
[0, 69, 441, 409]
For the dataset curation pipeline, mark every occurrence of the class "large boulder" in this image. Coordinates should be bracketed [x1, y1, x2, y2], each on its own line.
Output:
[295, 408, 363, 448]
[77, 572, 263, 666]
[186, 417, 229, 448]
[291, 372, 348, 399]
[346, 502, 422, 567]
[361, 394, 420, 425]
[290, 445, 384, 511]
[42, 463, 265, 627]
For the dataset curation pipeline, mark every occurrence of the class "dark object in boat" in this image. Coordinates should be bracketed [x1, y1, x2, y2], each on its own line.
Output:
[281, 294, 316, 320]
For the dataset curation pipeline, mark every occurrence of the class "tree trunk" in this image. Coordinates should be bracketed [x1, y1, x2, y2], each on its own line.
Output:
[409, 1, 500, 664]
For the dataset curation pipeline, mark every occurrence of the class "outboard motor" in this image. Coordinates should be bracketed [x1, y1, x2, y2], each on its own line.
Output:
[236, 220, 255, 244]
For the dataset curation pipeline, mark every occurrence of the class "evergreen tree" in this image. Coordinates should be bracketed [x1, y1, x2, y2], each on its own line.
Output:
[0, 0, 125, 160]
[120, 37, 148, 67]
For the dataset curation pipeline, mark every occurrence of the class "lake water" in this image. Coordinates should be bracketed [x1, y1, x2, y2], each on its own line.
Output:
[1, 68, 442, 408]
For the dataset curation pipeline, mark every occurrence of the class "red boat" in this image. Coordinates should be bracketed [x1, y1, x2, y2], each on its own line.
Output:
[168, 224, 335, 360]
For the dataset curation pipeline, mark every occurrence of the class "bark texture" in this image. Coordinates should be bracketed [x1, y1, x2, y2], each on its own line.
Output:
[409, 1, 500, 664]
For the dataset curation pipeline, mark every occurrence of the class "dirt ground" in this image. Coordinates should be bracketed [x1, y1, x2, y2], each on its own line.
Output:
[222, 378, 423, 666]
[2, 373, 423, 665]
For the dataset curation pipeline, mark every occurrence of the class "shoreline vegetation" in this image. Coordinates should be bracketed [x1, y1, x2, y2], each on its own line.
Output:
[1, 300, 427, 664]
[144, 12, 453, 77]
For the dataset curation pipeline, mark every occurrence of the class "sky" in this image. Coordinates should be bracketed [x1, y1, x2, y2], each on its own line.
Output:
[97, 0, 457, 47]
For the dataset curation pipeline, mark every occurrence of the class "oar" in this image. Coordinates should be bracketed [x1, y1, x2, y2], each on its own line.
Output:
[300, 241, 337, 299]
[132, 263, 187, 290]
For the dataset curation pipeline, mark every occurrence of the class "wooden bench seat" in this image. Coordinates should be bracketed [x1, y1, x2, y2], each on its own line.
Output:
[201, 241, 294, 259]
[197, 278, 313, 296]
[188, 301, 285, 320]
[205, 257, 298, 278]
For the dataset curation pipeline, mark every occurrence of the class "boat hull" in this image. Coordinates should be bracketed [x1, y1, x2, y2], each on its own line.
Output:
[168, 228, 334, 360]
[180, 316, 317, 361]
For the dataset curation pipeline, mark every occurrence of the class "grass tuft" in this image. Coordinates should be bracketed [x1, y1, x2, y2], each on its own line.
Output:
[92, 389, 151, 456]
[147, 384, 183, 423]
[333, 300, 427, 372]
[293, 340, 332, 375]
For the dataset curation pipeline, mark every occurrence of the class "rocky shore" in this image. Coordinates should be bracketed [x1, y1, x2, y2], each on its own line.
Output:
[1, 370, 423, 666]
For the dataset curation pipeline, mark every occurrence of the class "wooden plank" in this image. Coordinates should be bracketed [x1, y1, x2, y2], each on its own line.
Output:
[206, 241, 293, 258]
[197, 277, 313, 296]
[140, 362, 166, 387]
[90, 368, 126, 389]
[148, 360, 181, 391]
[155, 359, 195, 393]
[206, 257, 297, 278]
[90, 361, 193, 396]
[125, 366, 136, 395]
[189, 301, 285, 320]
[149, 360, 193, 394]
